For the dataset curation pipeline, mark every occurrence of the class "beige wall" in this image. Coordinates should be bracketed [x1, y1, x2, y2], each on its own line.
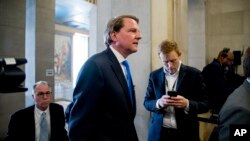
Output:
[206, 0, 250, 75]
[151, 0, 188, 70]
[25, 0, 55, 106]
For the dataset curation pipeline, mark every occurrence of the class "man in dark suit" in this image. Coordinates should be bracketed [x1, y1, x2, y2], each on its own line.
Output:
[218, 46, 250, 141]
[144, 40, 210, 141]
[201, 48, 242, 114]
[67, 15, 142, 141]
[5, 81, 69, 141]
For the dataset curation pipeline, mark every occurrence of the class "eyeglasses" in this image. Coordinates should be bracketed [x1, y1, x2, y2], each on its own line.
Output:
[36, 91, 52, 97]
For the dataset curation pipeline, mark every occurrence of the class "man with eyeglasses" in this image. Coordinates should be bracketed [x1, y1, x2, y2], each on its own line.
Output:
[6, 81, 69, 141]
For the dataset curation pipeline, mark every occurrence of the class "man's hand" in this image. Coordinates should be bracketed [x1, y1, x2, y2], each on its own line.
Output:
[158, 95, 188, 109]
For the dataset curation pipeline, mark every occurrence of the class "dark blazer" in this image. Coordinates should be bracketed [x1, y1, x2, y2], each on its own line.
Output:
[68, 48, 138, 141]
[218, 80, 250, 141]
[5, 103, 69, 141]
[144, 64, 210, 141]
[201, 59, 238, 113]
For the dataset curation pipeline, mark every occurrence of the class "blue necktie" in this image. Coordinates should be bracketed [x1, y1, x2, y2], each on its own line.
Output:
[40, 112, 48, 141]
[122, 60, 133, 105]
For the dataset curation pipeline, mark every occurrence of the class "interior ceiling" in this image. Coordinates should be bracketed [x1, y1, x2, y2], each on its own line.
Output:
[55, 0, 93, 31]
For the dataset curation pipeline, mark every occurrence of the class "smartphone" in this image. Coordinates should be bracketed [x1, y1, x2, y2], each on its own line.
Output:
[168, 91, 178, 97]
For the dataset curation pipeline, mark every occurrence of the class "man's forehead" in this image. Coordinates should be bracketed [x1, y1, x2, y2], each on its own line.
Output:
[35, 84, 49, 90]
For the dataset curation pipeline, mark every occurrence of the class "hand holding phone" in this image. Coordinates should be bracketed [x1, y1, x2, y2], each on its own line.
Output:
[168, 91, 178, 97]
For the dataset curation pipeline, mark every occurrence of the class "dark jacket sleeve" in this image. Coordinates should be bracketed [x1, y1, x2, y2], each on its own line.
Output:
[50, 103, 69, 141]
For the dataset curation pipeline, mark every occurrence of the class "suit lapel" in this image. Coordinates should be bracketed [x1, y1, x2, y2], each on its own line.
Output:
[176, 65, 186, 91]
[28, 106, 36, 141]
[159, 70, 166, 96]
[106, 48, 134, 110]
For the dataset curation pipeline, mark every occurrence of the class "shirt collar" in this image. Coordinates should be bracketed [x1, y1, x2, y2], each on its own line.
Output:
[35, 105, 49, 115]
[110, 46, 126, 63]
[247, 78, 250, 83]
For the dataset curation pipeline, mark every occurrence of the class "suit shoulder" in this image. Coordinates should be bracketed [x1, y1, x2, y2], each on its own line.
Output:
[150, 67, 163, 75]
[86, 48, 119, 70]
[11, 105, 34, 117]
[202, 60, 221, 71]
[183, 65, 201, 74]
[50, 103, 64, 109]
[88, 49, 109, 62]
[83, 50, 111, 68]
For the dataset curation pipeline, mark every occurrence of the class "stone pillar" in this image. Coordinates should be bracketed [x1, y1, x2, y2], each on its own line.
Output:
[174, 0, 188, 64]
[151, 0, 188, 69]
[0, 0, 26, 139]
[188, 0, 206, 70]
[151, 0, 169, 70]
[25, 0, 55, 106]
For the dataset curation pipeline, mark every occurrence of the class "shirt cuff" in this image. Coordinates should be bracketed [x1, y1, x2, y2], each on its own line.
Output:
[156, 99, 161, 109]
[184, 99, 189, 114]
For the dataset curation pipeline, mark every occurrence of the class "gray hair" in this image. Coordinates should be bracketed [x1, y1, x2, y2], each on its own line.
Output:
[32, 81, 51, 94]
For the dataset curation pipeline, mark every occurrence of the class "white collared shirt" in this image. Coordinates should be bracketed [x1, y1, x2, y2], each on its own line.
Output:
[247, 78, 250, 83]
[157, 61, 181, 129]
[157, 61, 189, 128]
[162, 66, 180, 129]
[109, 46, 127, 77]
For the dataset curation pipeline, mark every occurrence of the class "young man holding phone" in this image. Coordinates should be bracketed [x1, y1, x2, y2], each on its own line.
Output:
[143, 39, 210, 141]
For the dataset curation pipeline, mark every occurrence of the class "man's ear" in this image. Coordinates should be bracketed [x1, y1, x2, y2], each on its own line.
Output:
[110, 32, 117, 42]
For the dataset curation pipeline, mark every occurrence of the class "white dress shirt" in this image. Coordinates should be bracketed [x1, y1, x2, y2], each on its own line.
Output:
[162, 67, 179, 129]
[34, 106, 51, 141]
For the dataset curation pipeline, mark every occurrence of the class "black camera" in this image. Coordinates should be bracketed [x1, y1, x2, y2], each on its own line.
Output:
[0, 58, 28, 93]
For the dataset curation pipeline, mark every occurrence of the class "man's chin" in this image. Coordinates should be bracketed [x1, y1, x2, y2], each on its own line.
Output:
[131, 48, 138, 53]
[42, 102, 50, 107]
[168, 70, 177, 75]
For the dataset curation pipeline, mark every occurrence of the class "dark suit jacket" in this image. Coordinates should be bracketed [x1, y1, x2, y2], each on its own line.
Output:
[68, 48, 138, 141]
[5, 103, 69, 141]
[201, 59, 237, 113]
[144, 64, 210, 141]
[218, 80, 250, 141]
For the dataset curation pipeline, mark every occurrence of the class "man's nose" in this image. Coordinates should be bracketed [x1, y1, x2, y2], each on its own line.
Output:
[167, 62, 174, 68]
[136, 32, 142, 40]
